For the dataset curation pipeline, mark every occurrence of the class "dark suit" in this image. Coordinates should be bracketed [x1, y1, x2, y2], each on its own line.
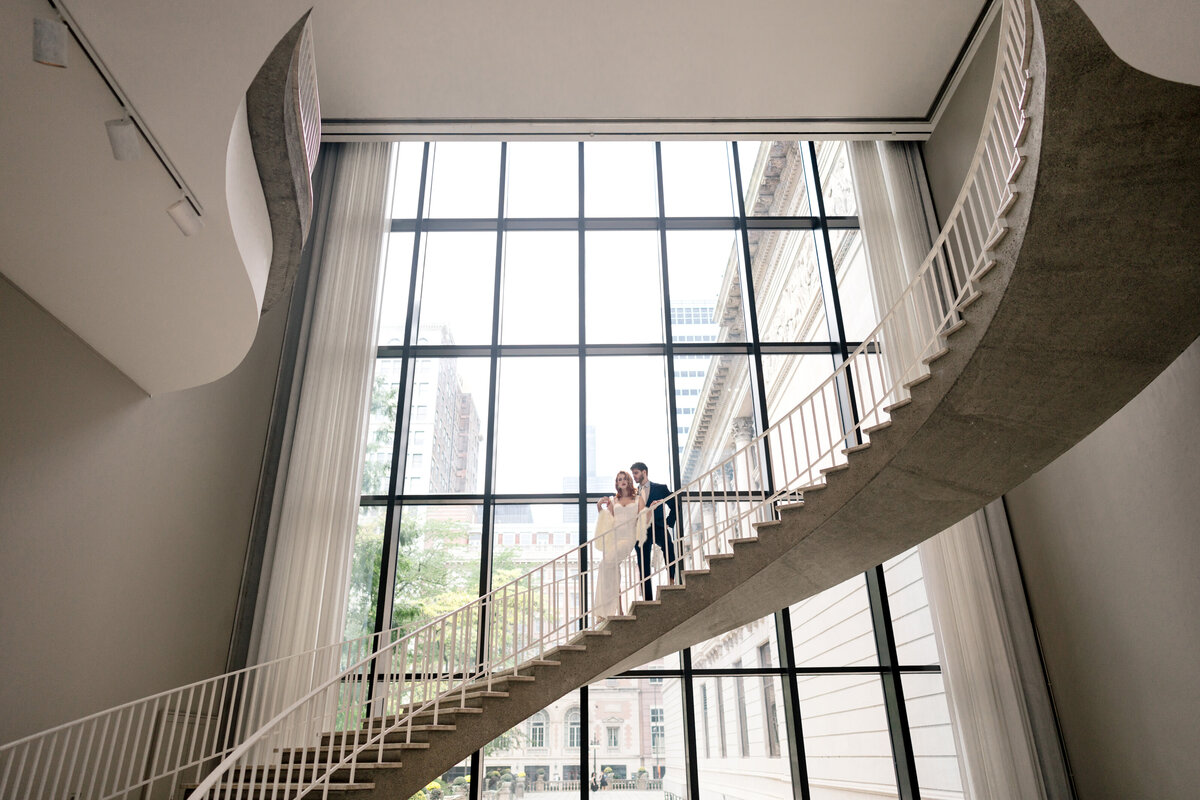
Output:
[636, 481, 677, 601]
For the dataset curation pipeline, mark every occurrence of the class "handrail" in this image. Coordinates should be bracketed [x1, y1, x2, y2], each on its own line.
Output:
[0, 1, 1033, 797]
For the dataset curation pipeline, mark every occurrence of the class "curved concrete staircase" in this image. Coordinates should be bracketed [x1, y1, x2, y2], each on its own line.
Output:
[3, 1, 1198, 798]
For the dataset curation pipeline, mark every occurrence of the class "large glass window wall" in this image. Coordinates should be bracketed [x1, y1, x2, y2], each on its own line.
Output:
[353, 141, 963, 800]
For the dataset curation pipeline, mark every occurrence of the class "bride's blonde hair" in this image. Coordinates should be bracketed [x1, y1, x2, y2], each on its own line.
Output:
[614, 470, 636, 499]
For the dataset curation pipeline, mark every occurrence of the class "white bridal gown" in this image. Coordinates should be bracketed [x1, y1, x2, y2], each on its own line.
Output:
[593, 501, 646, 619]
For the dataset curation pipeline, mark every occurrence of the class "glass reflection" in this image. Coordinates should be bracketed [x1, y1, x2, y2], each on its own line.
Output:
[814, 141, 857, 216]
[417, 232, 497, 346]
[666, 230, 745, 344]
[750, 229, 828, 342]
[584, 142, 659, 217]
[362, 358, 402, 495]
[585, 231, 664, 344]
[586, 356, 670, 493]
[660, 142, 736, 217]
[902, 673, 964, 798]
[790, 574, 879, 667]
[390, 141, 425, 220]
[695, 674, 793, 800]
[798, 675, 898, 798]
[494, 357, 580, 494]
[483, 692, 582, 795]
[587, 679, 688, 800]
[344, 506, 385, 642]
[501, 231, 578, 345]
[403, 358, 489, 495]
[739, 141, 811, 217]
[832, 229, 876, 341]
[390, 505, 483, 634]
[427, 142, 501, 218]
[506, 142, 579, 218]
[377, 232, 415, 346]
[885, 548, 940, 665]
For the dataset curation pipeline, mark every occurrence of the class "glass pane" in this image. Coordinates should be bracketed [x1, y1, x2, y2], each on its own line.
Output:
[660, 141, 736, 217]
[666, 230, 745, 344]
[377, 231, 415, 346]
[427, 142, 502, 218]
[362, 358, 402, 495]
[884, 548, 940, 665]
[814, 140, 857, 216]
[750, 230, 828, 342]
[673, 353, 755, 486]
[789, 573, 879, 667]
[494, 357, 580, 494]
[501, 231, 578, 345]
[762, 352, 837, 426]
[741, 141, 810, 216]
[390, 141, 425, 219]
[506, 142, 579, 218]
[344, 506, 384, 642]
[902, 673, 965, 798]
[403, 357, 489, 495]
[584, 142, 659, 217]
[691, 614, 780, 671]
[492, 503, 580, 587]
[483, 691, 581, 794]
[417, 232, 497, 346]
[832, 229, 876, 341]
[586, 356, 671, 496]
[586, 678, 687, 798]
[695, 675, 793, 800]
[625, 652, 682, 671]
[798, 674, 898, 797]
[427, 757, 472, 800]
[585, 231, 664, 344]
[391, 504, 483, 634]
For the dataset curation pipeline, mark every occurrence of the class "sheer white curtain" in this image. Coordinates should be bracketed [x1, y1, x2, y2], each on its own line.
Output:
[254, 143, 395, 668]
[849, 142, 1069, 799]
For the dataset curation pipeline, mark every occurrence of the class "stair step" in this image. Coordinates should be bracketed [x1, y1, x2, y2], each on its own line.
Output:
[842, 442, 871, 455]
[922, 347, 950, 366]
[682, 568, 711, 576]
[706, 553, 735, 561]
[658, 584, 687, 592]
[546, 644, 587, 655]
[903, 373, 931, 391]
[997, 188, 1019, 217]
[599, 614, 637, 622]
[863, 420, 892, 436]
[940, 318, 968, 339]
[630, 599, 662, 609]
[730, 536, 759, 544]
[794, 482, 826, 495]
[185, 781, 375, 798]
[958, 290, 983, 310]
[226, 764, 399, 782]
[975, 258, 999, 280]
[984, 223, 1009, 251]
[364, 706, 485, 727]
[819, 462, 850, 476]
[883, 397, 912, 414]
[281, 744, 407, 764]
[1006, 154, 1027, 186]
[1015, 113, 1031, 147]
[1019, 79, 1032, 111]
[323, 724, 455, 746]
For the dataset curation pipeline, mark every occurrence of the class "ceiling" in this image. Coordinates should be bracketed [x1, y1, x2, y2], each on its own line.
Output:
[3, 0, 1001, 394]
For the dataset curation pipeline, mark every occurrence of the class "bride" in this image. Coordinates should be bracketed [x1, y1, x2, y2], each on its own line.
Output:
[593, 470, 649, 620]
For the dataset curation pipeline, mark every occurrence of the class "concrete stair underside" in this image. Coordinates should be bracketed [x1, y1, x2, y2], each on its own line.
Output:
[218, 2, 1200, 797]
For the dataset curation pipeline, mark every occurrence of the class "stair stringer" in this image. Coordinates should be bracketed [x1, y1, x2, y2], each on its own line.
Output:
[614, 0, 1200, 671]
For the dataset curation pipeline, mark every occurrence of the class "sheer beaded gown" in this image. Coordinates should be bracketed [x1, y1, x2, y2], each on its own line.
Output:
[594, 500, 645, 620]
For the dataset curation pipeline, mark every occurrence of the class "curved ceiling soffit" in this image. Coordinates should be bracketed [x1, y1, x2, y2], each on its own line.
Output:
[243, 11, 319, 315]
[1073, 0, 1200, 86]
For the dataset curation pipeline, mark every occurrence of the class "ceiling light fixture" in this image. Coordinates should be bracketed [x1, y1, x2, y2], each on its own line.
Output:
[167, 198, 205, 237]
[105, 115, 142, 161]
[33, 16, 69, 67]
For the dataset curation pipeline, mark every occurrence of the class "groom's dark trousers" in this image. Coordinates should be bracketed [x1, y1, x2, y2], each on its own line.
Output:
[636, 481, 677, 601]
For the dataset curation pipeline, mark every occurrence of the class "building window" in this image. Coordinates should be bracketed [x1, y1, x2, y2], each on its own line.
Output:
[566, 708, 580, 749]
[759, 643, 781, 758]
[606, 725, 619, 750]
[529, 712, 547, 749]
[650, 707, 664, 752]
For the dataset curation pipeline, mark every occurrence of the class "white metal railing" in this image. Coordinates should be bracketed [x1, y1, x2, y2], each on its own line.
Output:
[0, 1, 1033, 797]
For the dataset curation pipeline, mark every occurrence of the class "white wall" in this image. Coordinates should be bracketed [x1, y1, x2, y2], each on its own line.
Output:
[0, 275, 286, 744]
[1004, 337, 1200, 800]
[922, 14, 1000, 229]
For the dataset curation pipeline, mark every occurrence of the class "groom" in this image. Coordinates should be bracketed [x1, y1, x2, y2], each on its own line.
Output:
[630, 461, 677, 601]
